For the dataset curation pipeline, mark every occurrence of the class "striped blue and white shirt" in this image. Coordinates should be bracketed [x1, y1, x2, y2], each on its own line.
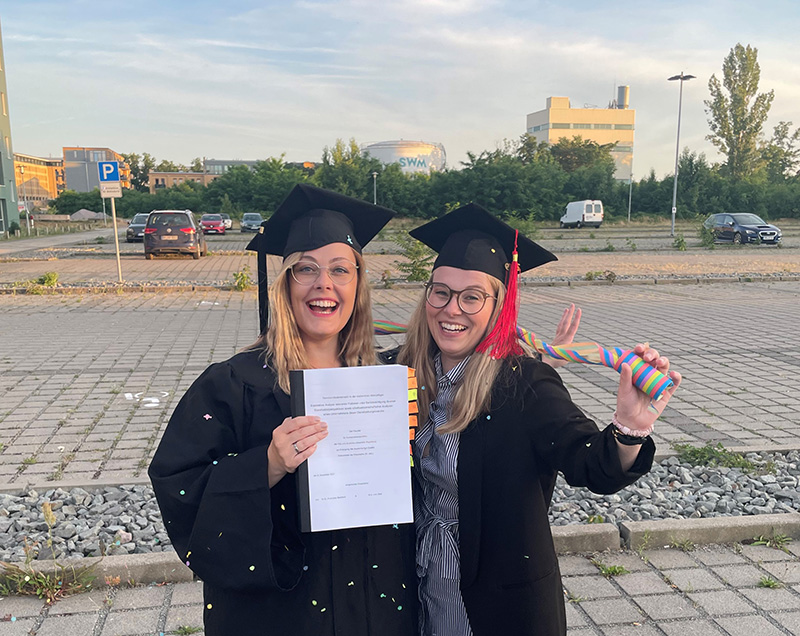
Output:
[414, 354, 473, 636]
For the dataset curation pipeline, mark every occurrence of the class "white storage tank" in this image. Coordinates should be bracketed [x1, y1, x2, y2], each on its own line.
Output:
[361, 140, 446, 174]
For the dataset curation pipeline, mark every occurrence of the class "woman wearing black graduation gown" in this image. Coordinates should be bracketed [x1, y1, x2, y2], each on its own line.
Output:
[149, 185, 418, 636]
[394, 204, 682, 636]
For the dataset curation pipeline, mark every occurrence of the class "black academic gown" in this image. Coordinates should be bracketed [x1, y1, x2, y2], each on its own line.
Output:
[148, 350, 418, 636]
[383, 349, 655, 636]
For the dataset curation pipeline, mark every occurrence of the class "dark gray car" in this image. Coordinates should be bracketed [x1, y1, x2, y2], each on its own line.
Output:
[126, 213, 150, 242]
[143, 210, 207, 259]
[240, 212, 264, 232]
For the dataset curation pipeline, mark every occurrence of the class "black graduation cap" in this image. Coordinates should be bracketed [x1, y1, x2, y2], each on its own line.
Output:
[409, 203, 557, 281]
[246, 184, 395, 334]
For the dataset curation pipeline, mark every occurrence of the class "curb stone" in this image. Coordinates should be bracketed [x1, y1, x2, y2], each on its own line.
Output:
[619, 512, 800, 550]
[5, 516, 800, 587]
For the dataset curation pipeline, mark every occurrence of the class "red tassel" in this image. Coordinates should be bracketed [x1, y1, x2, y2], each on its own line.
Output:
[476, 230, 523, 359]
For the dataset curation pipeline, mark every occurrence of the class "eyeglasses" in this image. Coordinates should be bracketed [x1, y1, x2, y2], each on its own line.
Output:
[290, 260, 359, 286]
[424, 282, 496, 315]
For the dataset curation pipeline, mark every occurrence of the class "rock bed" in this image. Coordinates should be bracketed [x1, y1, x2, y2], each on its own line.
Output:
[0, 451, 798, 562]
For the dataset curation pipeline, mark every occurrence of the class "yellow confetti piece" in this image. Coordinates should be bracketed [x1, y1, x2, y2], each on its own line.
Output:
[249, 565, 255, 571]
[321, 608, 327, 613]
[402, 583, 406, 589]
[347, 581, 354, 586]
[332, 545, 338, 550]
[206, 603, 212, 610]
[186, 551, 191, 557]
[312, 600, 318, 606]
[280, 504, 286, 511]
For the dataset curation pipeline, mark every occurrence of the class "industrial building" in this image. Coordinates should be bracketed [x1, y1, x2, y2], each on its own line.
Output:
[361, 140, 446, 174]
[526, 87, 635, 181]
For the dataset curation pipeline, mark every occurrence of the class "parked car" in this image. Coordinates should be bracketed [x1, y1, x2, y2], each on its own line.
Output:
[560, 200, 604, 228]
[219, 213, 233, 230]
[703, 213, 782, 245]
[240, 212, 264, 233]
[200, 213, 226, 235]
[143, 210, 206, 259]
[126, 213, 151, 242]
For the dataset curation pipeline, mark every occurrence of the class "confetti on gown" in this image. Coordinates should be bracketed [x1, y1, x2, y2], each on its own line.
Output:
[373, 320, 673, 400]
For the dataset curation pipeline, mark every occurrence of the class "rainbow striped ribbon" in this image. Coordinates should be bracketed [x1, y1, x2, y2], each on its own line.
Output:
[373, 320, 673, 401]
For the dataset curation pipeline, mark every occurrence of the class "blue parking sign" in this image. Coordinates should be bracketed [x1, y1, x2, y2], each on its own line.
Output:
[98, 161, 120, 182]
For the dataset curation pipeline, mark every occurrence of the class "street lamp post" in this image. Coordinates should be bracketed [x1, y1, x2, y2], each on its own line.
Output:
[18, 165, 31, 235]
[371, 171, 378, 205]
[668, 72, 695, 237]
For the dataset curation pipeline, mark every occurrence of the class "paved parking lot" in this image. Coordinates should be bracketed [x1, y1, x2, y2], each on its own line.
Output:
[1, 280, 799, 487]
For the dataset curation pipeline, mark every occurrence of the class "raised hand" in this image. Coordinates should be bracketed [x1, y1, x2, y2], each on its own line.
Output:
[542, 304, 582, 369]
[615, 343, 682, 434]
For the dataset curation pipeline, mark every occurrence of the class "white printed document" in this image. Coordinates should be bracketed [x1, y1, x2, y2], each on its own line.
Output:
[290, 364, 414, 532]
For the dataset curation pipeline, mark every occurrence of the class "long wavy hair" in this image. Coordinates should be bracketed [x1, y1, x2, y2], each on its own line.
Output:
[247, 248, 376, 393]
[398, 273, 525, 434]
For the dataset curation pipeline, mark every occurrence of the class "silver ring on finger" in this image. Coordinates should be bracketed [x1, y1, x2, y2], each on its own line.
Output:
[293, 442, 301, 454]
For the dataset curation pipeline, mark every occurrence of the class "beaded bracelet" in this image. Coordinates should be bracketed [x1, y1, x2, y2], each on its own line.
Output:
[612, 413, 652, 445]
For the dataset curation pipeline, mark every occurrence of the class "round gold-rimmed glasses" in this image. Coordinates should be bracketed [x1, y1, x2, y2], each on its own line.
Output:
[290, 260, 359, 286]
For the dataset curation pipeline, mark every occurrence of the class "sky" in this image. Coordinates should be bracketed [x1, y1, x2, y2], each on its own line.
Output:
[2, 0, 799, 179]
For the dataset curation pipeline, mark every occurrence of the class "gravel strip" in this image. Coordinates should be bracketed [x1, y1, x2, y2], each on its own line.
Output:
[1, 451, 798, 563]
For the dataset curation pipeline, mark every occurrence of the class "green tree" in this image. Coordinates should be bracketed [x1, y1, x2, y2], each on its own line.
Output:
[313, 138, 382, 200]
[549, 136, 616, 175]
[760, 121, 800, 182]
[705, 43, 774, 180]
[122, 152, 156, 192]
[189, 157, 204, 172]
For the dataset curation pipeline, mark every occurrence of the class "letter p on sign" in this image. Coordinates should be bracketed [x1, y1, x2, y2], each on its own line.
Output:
[98, 161, 120, 182]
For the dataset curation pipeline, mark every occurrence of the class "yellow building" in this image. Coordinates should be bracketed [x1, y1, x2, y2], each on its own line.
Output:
[62, 147, 132, 192]
[148, 171, 218, 194]
[526, 87, 635, 181]
[14, 153, 65, 208]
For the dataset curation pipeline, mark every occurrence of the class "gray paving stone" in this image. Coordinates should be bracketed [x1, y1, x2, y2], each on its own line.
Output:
[693, 546, 747, 566]
[165, 603, 204, 632]
[101, 608, 161, 636]
[659, 619, 727, 635]
[109, 585, 167, 610]
[562, 575, 621, 600]
[34, 613, 99, 636]
[740, 587, 800, 611]
[687, 590, 751, 615]
[772, 611, 800, 634]
[641, 549, 698, 569]
[47, 589, 109, 615]
[0, 595, 45, 618]
[0, 618, 36, 635]
[634, 593, 699, 620]
[714, 614, 788, 636]
[563, 601, 585, 628]
[169, 581, 204, 606]
[601, 625, 663, 636]
[580, 598, 643, 625]
[760, 560, 800, 584]
[614, 571, 674, 596]
[559, 555, 600, 576]
[740, 544, 798, 563]
[661, 568, 725, 592]
[711, 564, 768, 588]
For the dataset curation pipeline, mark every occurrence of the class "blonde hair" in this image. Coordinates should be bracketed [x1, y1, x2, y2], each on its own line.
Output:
[247, 248, 376, 393]
[398, 274, 525, 434]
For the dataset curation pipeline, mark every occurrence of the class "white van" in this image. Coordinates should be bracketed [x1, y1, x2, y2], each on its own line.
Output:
[560, 200, 604, 228]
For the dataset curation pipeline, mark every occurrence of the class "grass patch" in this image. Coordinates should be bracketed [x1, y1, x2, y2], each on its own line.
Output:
[671, 442, 768, 474]
[590, 558, 629, 578]
[232, 265, 253, 291]
[669, 537, 696, 552]
[757, 576, 783, 589]
[750, 533, 793, 553]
